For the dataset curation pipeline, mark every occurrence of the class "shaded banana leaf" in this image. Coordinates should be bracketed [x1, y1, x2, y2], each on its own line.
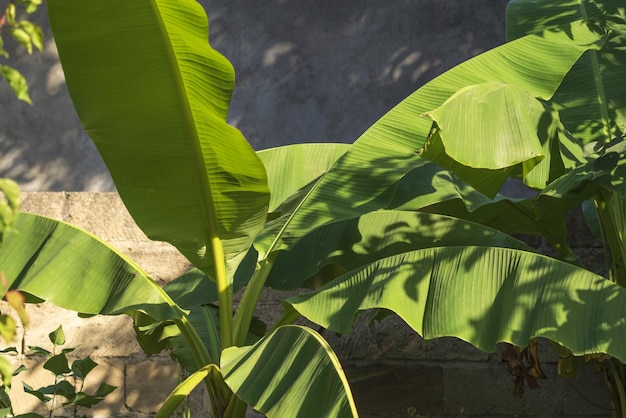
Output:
[388, 164, 574, 245]
[267, 210, 533, 291]
[541, 138, 626, 199]
[160, 304, 266, 372]
[254, 21, 605, 257]
[133, 250, 260, 364]
[47, 0, 270, 277]
[221, 325, 358, 418]
[257, 143, 350, 213]
[288, 246, 626, 362]
[1, 213, 183, 321]
[164, 248, 258, 308]
[507, 0, 626, 143]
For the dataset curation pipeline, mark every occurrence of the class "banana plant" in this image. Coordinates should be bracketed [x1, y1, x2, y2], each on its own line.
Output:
[2, 0, 625, 417]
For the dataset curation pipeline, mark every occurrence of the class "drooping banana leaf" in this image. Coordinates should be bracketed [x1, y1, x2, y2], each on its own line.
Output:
[507, 0, 626, 143]
[421, 82, 586, 196]
[541, 138, 626, 198]
[46, 0, 270, 278]
[288, 246, 626, 362]
[136, 253, 266, 359]
[221, 325, 358, 418]
[1, 213, 183, 321]
[133, 249, 259, 364]
[266, 210, 533, 291]
[254, 21, 606, 257]
[387, 164, 575, 246]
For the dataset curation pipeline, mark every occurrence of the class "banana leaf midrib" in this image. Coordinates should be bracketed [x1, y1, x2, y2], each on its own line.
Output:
[149, 0, 221, 267]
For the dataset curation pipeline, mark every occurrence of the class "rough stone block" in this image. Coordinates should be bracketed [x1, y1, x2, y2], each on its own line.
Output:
[117, 240, 191, 283]
[442, 362, 563, 416]
[345, 363, 443, 417]
[24, 302, 145, 358]
[20, 191, 69, 220]
[125, 359, 180, 413]
[562, 362, 612, 416]
[77, 358, 126, 416]
[7, 357, 48, 416]
[325, 314, 491, 363]
[65, 192, 147, 241]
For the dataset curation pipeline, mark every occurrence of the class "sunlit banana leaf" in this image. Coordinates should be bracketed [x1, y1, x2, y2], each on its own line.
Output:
[257, 143, 350, 213]
[507, 0, 626, 143]
[267, 210, 532, 290]
[421, 83, 585, 196]
[254, 21, 605, 257]
[1, 213, 183, 321]
[157, 364, 226, 418]
[47, 0, 270, 277]
[221, 325, 358, 418]
[288, 247, 626, 362]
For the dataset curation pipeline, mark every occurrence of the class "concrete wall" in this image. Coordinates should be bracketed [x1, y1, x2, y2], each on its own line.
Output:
[8, 193, 612, 418]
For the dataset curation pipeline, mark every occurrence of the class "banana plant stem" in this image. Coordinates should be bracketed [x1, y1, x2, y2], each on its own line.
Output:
[176, 315, 213, 367]
[232, 253, 277, 346]
[210, 236, 233, 348]
[175, 315, 233, 414]
[606, 358, 626, 418]
[594, 191, 626, 287]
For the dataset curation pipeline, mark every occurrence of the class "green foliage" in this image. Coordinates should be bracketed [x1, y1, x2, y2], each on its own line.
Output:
[0, 0, 619, 417]
[0, 179, 22, 390]
[0, 179, 19, 246]
[0, 325, 116, 418]
[0, 0, 43, 103]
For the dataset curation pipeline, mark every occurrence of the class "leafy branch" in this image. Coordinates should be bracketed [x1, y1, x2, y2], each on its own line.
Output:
[0, 0, 43, 103]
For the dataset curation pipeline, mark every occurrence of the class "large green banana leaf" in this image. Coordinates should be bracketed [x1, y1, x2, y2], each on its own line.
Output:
[421, 82, 586, 196]
[257, 143, 350, 213]
[1, 213, 183, 321]
[221, 325, 358, 418]
[254, 21, 605, 257]
[266, 210, 533, 291]
[288, 247, 626, 362]
[46, 0, 270, 277]
[507, 0, 626, 143]
[388, 164, 575, 246]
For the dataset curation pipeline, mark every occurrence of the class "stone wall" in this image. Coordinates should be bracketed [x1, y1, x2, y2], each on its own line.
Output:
[3, 192, 612, 418]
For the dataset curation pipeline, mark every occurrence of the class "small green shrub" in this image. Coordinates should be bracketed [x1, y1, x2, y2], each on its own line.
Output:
[0, 325, 116, 418]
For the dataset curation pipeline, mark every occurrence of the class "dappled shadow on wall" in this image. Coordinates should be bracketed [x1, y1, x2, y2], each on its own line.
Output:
[204, 0, 509, 149]
[0, 3, 115, 192]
